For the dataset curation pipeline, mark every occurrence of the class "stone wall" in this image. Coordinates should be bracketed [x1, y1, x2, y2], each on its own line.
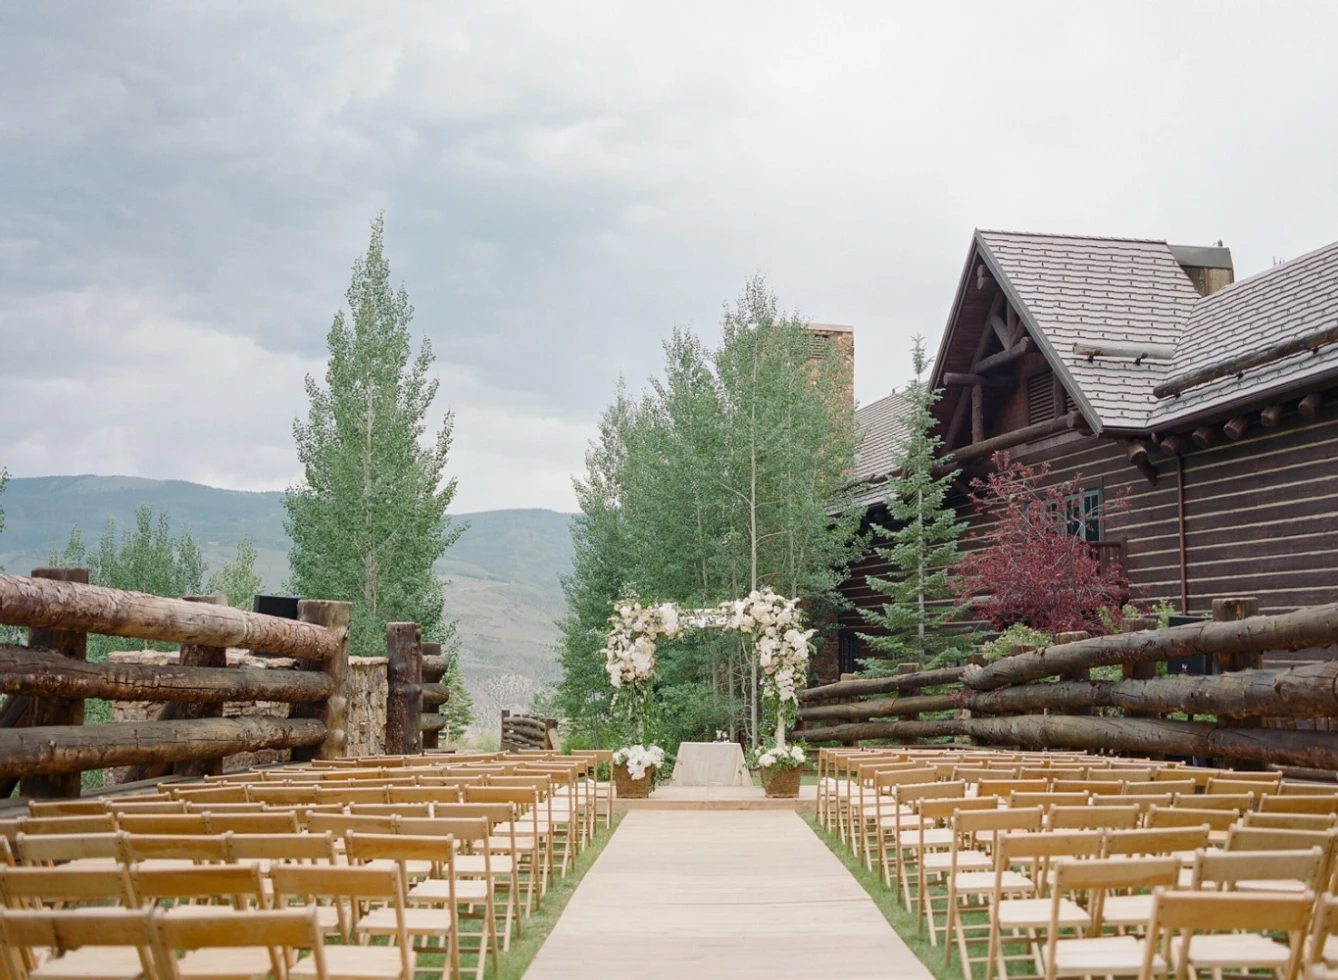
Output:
[102, 649, 389, 779]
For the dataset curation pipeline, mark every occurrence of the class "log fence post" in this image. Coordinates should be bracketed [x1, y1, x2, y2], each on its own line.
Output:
[420, 642, 443, 750]
[1213, 597, 1263, 769]
[20, 567, 89, 799]
[897, 663, 921, 745]
[173, 593, 229, 778]
[291, 600, 352, 762]
[1054, 632, 1092, 718]
[385, 622, 423, 757]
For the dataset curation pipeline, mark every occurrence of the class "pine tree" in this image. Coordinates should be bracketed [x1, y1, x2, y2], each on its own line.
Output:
[437, 650, 474, 742]
[859, 336, 976, 671]
[285, 214, 463, 656]
[208, 539, 264, 609]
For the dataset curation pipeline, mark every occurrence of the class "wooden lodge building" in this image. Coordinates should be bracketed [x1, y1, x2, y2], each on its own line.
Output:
[823, 229, 1338, 682]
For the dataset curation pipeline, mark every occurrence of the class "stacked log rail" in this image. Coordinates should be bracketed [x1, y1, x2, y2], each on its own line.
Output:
[0, 570, 351, 797]
[797, 597, 1338, 771]
[418, 646, 450, 750]
[501, 710, 558, 751]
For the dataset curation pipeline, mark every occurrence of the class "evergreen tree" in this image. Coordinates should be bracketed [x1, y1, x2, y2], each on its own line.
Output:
[859, 337, 976, 670]
[208, 538, 264, 609]
[437, 650, 474, 743]
[284, 214, 463, 656]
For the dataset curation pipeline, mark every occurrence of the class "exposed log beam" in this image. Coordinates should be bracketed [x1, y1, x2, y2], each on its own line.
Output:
[933, 410, 1082, 474]
[421, 683, 449, 707]
[972, 337, 1032, 373]
[1223, 416, 1250, 440]
[945, 388, 971, 448]
[798, 714, 1338, 771]
[942, 373, 1008, 388]
[419, 714, 448, 733]
[798, 666, 967, 705]
[0, 717, 326, 779]
[1158, 433, 1184, 455]
[0, 645, 333, 703]
[420, 652, 448, 684]
[976, 263, 992, 290]
[1260, 404, 1285, 427]
[960, 600, 1338, 691]
[988, 314, 1011, 348]
[1121, 439, 1158, 486]
[1006, 303, 1022, 346]
[1192, 426, 1218, 448]
[1153, 324, 1338, 398]
[0, 573, 339, 662]
[970, 384, 985, 443]
[799, 661, 1338, 725]
[1299, 392, 1326, 419]
[1072, 342, 1176, 363]
[1052, 373, 1067, 417]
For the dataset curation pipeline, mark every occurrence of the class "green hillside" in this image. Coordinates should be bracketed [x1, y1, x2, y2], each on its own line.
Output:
[0, 476, 575, 734]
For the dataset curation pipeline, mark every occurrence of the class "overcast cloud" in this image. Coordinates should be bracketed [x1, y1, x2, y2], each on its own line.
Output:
[2, 2, 1336, 512]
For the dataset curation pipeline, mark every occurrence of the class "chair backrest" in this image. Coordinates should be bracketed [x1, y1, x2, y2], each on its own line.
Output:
[898, 780, 965, 807]
[870, 767, 936, 794]
[0, 907, 155, 980]
[1051, 778, 1125, 796]
[1226, 825, 1337, 854]
[1050, 855, 1179, 934]
[21, 814, 117, 836]
[0, 864, 132, 906]
[1103, 825, 1211, 857]
[313, 785, 390, 806]
[1207, 776, 1278, 800]
[120, 833, 232, 864]
[228, 831, 338, 864]
[388, 786, 461, 805]
[25, 800, 105, 817]
[1145, 888, 1311, 980]
[1116, 793, 1174, 814]
[1244, 811, 1337, 832]
[978, 778, 1048, 798]
[1088, 767, 1153, 783]
[349, 803, 433, 818]
[1260, 794, 1338, 815]
[171, 784, 249, 804]
[1281, 781, 1338, 797]
[245, 785, 318, 806]
[204, 811, 300, 835]
[1009, 791, 1089, 810]
[955, 806, 1045, 841]
[430, 802, 517, 826]
[345, 830, 454, 865]
[1174, 792, 1253, 812]
[396, 816, 492, 847]
[14, 831, 121, 865]
[306, 813, 397, 838]
[1148, 805, 1239, 833]
[116, 813, 211, 836]
[152, 907, 323, 980]
[1193, 846, 1327, 892]
[128, 863, 267, 909]
[1046, 805, 1140, 831]
[1140, 779, 1196, 796]
[269, 863, 410, 970]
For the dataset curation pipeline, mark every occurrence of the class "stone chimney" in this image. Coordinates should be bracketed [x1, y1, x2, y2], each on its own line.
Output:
[803, 323, 854, 409]
[1170, 242, 1234, 297]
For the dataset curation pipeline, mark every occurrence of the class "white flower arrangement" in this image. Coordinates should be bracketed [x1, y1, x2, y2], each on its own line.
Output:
[727, 589, 814, 746]
[602, 600, 683, 691]
[613, 743, 665, 781]
[749, 739, 806, 771]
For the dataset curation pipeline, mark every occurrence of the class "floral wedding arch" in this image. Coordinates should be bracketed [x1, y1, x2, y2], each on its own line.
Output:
[600, 588, 816, 779]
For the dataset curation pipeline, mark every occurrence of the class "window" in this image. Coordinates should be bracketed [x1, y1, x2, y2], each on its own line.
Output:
[838, 631, 859, 675]
[1064, 488, 1102, 542]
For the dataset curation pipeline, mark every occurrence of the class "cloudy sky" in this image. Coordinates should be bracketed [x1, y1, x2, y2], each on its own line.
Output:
[2, 2, 1335, 513]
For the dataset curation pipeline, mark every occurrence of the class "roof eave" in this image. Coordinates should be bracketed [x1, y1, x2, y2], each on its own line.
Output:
[928, 235, 985, 391]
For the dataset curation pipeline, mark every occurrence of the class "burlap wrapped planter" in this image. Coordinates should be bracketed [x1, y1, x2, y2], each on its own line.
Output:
[760, 765, 801, 798]
[614, 764, 655, 799]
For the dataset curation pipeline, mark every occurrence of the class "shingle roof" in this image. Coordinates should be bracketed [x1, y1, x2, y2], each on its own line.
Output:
[1148, 240, 1338, 426]
[852, 389, 911, 507]
[976, 230, 1203, 430]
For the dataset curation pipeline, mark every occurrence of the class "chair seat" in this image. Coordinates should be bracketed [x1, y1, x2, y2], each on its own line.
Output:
[1234, 878, 1308, 892]
[997, 897, 1089, 930]
[902, 828, 956, 849]
[1046, 935, 1161, 976]
[1101, 894, 1155, 925]
[290, 945, 406, 980]
[456, 854, 515, 875]
[487, 836, 536, 853]
[408, 878, 491, 903]
[357, 906, 454, 937]
[1172, 932, 1292, 969]
[953, 870, 1033, 894]
[30, 947, 146, 980]
[175, 945, 275, 980]
[923, 849, 991, 872]
[359, 858, 435, 878]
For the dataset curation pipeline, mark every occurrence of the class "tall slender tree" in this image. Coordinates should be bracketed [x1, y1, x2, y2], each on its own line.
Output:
[285, 214, 463, 657]
[208, 539, 264, 609]
[859, 337, 976, 670]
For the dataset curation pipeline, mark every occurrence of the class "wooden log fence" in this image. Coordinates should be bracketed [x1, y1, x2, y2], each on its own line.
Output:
[501, 710, 558, 751]
[796, 596, 1338, 771]
[419, 645, 449, 750]
[0, 569, 354, 798]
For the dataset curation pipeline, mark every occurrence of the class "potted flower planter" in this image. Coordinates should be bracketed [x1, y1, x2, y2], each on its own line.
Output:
[760, 765, 801, 798]
[614, 764, 655, 799]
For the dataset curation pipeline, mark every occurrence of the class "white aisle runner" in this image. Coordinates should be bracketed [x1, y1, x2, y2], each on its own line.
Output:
[523, 809, 933, 980]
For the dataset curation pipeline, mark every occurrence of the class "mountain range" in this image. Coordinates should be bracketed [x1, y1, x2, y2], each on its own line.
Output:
[0, 475, 575, 734]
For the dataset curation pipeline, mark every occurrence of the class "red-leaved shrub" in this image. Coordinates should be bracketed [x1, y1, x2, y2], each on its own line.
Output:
[953, 452, 1130, 634]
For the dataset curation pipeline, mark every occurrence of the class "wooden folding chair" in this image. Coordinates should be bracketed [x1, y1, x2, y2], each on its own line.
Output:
[118, 834, 232, 869]
[269, 865, 415, 980]
[1247, 812, 1338, 832]
[14, 833, 122, 870]
[1143, 888, 1312, 980]
[984, 829, 1105, 980]
[343, 833, 460, 980]
[914, 796, 1000, 942]
[1010, 792, 1090, 811]
[1040, 856, 1179, 979]
[1262, 794, 1338, 816]
[1193, 846, 1328, 896]
[1099, 827, 1212, 929]
[0, 908, 155, 980]
[1148, 805, 1239, 846]
[944, 806, 1044, 979]
[0, 866, 138, 980]
[463, 787, 549, 903]
[892, 781, 966, 910]
[867, 767, 936, 877]
[1047, 805, 1140, 832]
[1307, 893, 1338, 975]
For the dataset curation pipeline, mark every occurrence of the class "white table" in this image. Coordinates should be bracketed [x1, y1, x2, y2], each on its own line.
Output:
[670, 741, 749, 786]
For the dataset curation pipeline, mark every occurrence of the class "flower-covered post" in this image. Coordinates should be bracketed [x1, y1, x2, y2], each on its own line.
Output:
[602, 597, 680, 797]
[727, 589, 814, 797]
